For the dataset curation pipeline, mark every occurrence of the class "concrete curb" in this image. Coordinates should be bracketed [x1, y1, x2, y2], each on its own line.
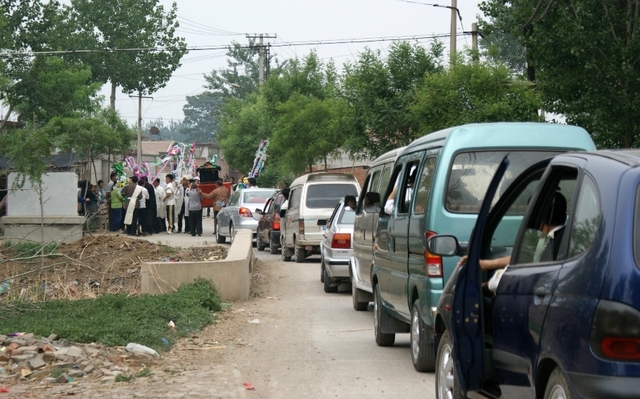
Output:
[140, 229, 253, 301]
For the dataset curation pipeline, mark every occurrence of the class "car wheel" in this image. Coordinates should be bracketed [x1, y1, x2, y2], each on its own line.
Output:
[411, 300, 435, 372]
[373, 284, 395, 346]
[215, 221, 226, 243]
[294, 241, 305, 263]
[352, 276, 369, 311]
[269, 234, 279, 254]
[256, 234, 266, 251]
[281, 236, 291, 262]
[323, 269, 338, 293]
[229, 224, 235, 244]
[544, 368, 572, 399]
[436, 331, 463, 399]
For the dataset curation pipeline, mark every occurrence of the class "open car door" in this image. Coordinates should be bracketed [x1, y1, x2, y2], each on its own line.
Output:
[451, 156, 509, 397]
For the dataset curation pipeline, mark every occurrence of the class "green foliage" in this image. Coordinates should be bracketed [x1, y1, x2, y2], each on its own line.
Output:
[0, 278, 222, 351]
[4, 242, 59, 258]
[181, 92, 224, 143]
[480, 0, 640, 148]
[411, 60, 542, 135]
[70, 0, 187, 97]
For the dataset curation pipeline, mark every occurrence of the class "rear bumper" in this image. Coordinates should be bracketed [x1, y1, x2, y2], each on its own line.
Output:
[567, 371, 640, 399]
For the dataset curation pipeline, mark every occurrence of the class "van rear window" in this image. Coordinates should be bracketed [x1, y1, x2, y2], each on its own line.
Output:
[306, 184, 359, 209]
[446, 150, 561, 214]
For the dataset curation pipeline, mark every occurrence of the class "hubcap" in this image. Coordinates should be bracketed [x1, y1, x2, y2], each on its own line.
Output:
[411, 310, 420, 360]
[548, 385, 567, 399]
[437, 341, 455, 399]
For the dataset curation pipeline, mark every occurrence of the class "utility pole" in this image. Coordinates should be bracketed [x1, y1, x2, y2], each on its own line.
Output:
[130, 92, 153, 164]
[246, 34, 276, 85]
[471, 22, 478, 63]
[450, 0, 457, 67]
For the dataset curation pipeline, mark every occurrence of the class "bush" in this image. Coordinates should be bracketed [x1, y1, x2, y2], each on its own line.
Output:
[0, 278, 221, 351]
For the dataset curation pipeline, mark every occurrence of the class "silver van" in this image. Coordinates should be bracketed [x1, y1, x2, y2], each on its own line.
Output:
[281, 172, 361, 263]
[350, 147, 404, 311]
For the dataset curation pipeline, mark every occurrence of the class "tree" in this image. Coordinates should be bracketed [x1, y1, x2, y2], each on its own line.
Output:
[480, 0, 640, 148]
[342, 41, 444, 158]
[69, 0, 187, 108]
[410, 59, 542, 135]
[181, 92, 224, 143]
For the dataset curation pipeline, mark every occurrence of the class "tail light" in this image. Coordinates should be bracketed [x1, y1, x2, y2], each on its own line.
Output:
[273, 215, 280, 230]
[239, 207, 253, 218]
[591, 300, 640, 361]
[298, 219, 304, 235]
[424, 231, 443, 277]
[331, 233, 351, 249]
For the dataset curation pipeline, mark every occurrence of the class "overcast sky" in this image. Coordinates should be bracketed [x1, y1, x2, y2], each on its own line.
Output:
[105, 0, 483, 126]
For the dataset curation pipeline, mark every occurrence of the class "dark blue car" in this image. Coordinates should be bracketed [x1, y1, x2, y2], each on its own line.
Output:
[429, 150, 640, 399]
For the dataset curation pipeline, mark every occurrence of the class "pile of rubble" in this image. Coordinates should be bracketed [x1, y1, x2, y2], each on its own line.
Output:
[0, 333, 160, 386]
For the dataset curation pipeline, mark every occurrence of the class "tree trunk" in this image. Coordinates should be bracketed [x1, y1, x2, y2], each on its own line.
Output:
[110, 81, 117, 110]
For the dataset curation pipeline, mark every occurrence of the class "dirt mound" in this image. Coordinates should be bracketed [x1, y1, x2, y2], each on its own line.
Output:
[0, 235, 228, 301]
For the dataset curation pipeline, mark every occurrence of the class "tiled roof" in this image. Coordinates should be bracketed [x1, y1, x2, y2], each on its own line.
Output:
[142, 141, 174, 155]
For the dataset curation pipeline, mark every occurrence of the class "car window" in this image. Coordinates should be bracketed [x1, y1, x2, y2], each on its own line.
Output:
[413, 156, 436, 215]
[446, 150, 562, 214]
[228, 191, 240, 206]
[326, 203, 340, 228]
[305, 184, 358, 209]
[356, 174, 373, 213]
[514, 166, 578, 265]
[289, 188, 301, 210]
[371, 170, 381, 193]
[263, 198, 273, 213]
[339, 208, 356, 224]
[379, 165, 392, 195]
[568, 174, 600, 258]
[242, 191, 274, 204]
[398, 161, 419, 214]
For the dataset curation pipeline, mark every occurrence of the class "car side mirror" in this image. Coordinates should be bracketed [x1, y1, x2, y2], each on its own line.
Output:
[255, 208, 263, 215]
[427, 235, 461, 257]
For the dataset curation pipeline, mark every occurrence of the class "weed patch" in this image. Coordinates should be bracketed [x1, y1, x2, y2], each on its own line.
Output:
[0, 278, 221, 352]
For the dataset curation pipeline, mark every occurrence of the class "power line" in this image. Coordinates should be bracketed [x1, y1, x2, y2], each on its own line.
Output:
[1, 32, 466, 57]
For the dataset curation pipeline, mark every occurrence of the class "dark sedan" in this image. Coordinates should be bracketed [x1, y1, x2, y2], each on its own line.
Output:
[256, 190, 287, 254]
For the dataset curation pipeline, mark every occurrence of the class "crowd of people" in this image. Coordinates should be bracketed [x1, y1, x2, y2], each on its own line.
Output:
[77, 169, 236, 237]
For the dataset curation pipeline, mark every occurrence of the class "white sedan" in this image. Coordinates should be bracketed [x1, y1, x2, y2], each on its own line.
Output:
[319, 200, 355, 293]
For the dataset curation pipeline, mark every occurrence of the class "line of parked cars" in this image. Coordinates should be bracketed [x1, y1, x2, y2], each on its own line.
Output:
[246, 121, 640, 398]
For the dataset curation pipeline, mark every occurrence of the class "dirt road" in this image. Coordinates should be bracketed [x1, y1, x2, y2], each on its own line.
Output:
[3, 222, 436, 398]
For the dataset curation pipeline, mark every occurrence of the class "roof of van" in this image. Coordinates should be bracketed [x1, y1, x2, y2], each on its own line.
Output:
[371, 146, 406, 165]
[404, 122, 596, 154]
[290, 172, 358, 186]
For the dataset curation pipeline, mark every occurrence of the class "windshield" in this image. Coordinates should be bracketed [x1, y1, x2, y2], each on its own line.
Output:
[446, 150, 561, 214]
[306, 184, 358, 209]
[242, 190, 275, 204]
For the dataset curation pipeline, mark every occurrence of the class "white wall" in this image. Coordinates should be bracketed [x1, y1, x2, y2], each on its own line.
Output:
[7, 172, 78, 216]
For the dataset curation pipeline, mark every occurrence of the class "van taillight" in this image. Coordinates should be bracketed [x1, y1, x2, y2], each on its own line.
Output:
[298, 219, 304, 235]
[331, 233, 351, 249]
[591, 300, 640, 361]
[424, 231, 443, 277]
[239, 207, 252, 218]
[273, 219, 280, 230]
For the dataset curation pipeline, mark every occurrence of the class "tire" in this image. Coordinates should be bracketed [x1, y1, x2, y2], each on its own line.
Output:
[294, 241, 305, 263]
[352, 276, 369, 311]
[544, 368, 572, 399]
[229, 224, 235, 244]
[411, 300, 435, 372]
[323, 269, 338, 293]
[215, 222, 226, 243]
[281, 236, 291, 262]
[436, 331, 463, 399]
[269, 237, 279, 254]
[373, 284, 395, 346]
[256, 234, 266, 251]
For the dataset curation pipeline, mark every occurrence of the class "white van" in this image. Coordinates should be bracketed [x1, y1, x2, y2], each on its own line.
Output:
[350, 147, 404, 310]
[281, 172, 361, 263]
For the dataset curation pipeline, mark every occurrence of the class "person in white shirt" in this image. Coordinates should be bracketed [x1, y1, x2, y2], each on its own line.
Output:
[153, 178, 166, 233]
[136, 179, 149, 236]
[164, 174, 177, 233]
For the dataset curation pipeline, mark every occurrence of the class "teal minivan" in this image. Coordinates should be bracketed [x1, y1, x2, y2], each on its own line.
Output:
[371, 122, 596, 373]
